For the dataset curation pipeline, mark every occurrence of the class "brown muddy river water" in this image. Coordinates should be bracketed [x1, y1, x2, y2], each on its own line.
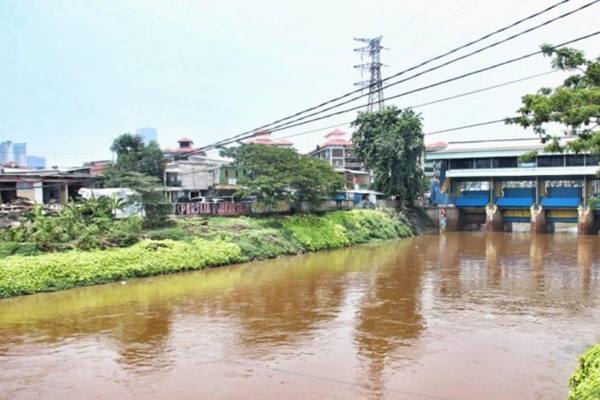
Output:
[0, 232, 599, 400]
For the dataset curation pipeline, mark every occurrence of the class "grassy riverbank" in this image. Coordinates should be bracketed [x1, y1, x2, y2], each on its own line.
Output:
[0, 209, 420, 298]
[568, 344, 600, 400]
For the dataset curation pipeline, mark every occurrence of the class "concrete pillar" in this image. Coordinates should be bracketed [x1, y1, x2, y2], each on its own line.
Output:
[578, 205, 596, 235]
[59, 184, 68, 204]
[530, 205, 548, 233]
[485, 204, 503, 231]
[33, 182, 43, 204]
[444, 207, 461, 232]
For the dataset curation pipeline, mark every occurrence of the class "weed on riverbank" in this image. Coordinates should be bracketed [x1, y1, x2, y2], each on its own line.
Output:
[0, 209, 419, 297]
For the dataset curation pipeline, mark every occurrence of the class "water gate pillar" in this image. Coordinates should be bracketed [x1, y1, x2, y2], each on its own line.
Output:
[530, 205, 548, 233]
[578, 206, 596, 235]
[485, 204, 503, 231]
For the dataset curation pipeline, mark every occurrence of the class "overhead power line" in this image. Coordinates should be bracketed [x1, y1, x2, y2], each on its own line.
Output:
[273, 70, 557, 142]
[424, 119, 506, 136]
[189, 0, 575, 153]
[260, 30, 600, 135]
[257, 0, 599, 134]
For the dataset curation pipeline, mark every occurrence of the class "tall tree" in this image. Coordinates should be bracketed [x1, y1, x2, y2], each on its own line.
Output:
[221, 144, 343, 207]
[106, 134, 170, 227]
[506, 45, 600, 154]
[351, 106, 425, 205]
[110, 133, 164, 178]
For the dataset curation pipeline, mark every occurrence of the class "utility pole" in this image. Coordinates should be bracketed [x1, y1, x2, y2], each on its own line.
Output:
[354, 36, 386, 112]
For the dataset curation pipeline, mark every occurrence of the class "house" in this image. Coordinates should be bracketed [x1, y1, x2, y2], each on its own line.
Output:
[163, 137, 206, 160]
[308, 129, 371, 190]
[0, 168, 98, 205]
[163, 155, 244, 202]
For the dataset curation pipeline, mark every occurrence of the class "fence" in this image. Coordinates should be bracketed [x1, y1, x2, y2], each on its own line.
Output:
[174, 199, 356, 217]
[175, 202, 249, 216]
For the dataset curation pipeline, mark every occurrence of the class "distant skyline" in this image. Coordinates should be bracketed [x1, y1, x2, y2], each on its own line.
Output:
[1, 0, 599, 167]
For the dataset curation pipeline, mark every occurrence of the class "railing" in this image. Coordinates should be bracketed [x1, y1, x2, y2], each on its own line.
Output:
[175, 202, 249, 216]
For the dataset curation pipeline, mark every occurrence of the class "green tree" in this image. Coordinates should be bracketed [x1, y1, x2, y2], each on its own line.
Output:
[221, 144, 343, 207]
[351, 106, 425, 205]
[110, 133, 164, 178]
[506, 45, 600, 155]
[107, 134, 170, 227]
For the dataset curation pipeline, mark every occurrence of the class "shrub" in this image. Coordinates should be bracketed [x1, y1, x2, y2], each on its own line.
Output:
[145, 227, 190, 241]
[1, 200, 144, 252]
[224, 228, 304, 261]
[0, 239, 243, 297]
[282, 214, 349, 251]
[568, 344, 600, 400]
[0, 242, 41, 259]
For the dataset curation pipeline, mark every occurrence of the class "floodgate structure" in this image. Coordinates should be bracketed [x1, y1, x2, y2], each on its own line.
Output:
[426, 138, 600, 234]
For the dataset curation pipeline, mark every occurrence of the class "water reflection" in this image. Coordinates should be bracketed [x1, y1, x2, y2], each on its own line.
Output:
[354, 242, 425, 398]
[0, 233, 599, 399]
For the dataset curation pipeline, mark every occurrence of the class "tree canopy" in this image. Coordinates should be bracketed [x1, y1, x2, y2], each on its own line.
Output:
[351, 106, 425, 204]
[106, 134, 170, 227]
[109, 133, 164, 178]
[220, 144, 343, 206]
[506, 45, 600, 154]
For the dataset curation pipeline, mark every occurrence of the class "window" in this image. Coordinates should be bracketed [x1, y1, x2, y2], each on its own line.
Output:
[492, 157, 518, 168]
[473, 158, 491, 169]
[225, 169, 229, 178]
[449, 158, 472, 169]
[332, 148, 344, 157]
[586, 155, 600, 166]
[566, 155, 585, 166]
[537, 155, 564, 167]
[503, 180, 535, 188]
[459, 181, 490, 191]
[546, 179, 582, 188]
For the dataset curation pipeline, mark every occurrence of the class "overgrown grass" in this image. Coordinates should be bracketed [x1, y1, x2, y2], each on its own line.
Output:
[0, 239, 242, 298]
[568, 344, 600, 400]
[0, 209, 416, 297]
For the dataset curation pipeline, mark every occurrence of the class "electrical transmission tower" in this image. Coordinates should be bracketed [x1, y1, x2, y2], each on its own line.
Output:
[354, 36, 386, 112]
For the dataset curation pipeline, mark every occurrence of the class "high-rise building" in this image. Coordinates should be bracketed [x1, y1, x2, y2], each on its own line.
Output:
[12, 143, 27, 167]
[26, 155, 46, 170]
[136, 127, 158, 145]
[0, 141, 12, 164]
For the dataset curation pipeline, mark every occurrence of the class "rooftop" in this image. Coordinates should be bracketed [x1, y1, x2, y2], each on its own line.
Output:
[425, 137, 576, 160]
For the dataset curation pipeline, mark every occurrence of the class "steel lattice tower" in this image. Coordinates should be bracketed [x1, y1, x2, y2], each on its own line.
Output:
[354, 36, 385, 112]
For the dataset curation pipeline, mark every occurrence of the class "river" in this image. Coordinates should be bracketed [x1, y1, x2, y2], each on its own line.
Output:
[0, 232, 599, 400]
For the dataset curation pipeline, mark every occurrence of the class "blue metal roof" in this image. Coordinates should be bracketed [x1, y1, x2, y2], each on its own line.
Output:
[541, 197, 580, 208]
[496, 197, 533, 208]
[455, 196, 488, 207]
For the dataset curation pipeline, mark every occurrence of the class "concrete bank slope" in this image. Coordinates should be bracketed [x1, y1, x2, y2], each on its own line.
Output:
[0, 209, 426, 298]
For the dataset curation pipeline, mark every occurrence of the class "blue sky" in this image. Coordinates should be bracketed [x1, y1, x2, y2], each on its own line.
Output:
[1, 0, 599, 167]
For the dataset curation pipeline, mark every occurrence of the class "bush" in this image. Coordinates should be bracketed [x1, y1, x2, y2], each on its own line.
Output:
[224, 228, 304, 261]
[145, 227, 190, 241]
[1, 200, 144, 252]
[283, 214, 349, 251]
[568, 344, 600, 400]
[0, 209, 416, 297]
[0, 239, 243, 297]
[0, 242, 41, 259]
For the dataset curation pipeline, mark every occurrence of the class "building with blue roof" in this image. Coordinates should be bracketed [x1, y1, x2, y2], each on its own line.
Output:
[426, 137, 600, 233]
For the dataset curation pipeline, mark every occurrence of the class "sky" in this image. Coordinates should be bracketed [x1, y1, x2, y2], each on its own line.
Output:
[1, 0, 599, 167]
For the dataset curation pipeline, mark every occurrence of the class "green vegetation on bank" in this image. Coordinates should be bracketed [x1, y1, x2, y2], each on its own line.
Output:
[568, 344, 600, 400]
[0, 197, 143, 256]
[0, 209, 416, 298]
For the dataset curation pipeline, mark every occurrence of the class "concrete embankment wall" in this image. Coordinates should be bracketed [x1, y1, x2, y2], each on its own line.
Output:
[425, 206, 600, 235]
